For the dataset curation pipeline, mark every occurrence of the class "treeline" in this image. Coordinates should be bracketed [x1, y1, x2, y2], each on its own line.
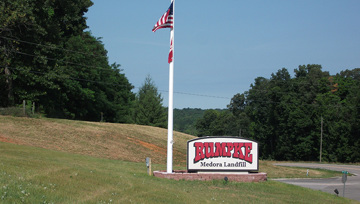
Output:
[1, 0, 135, 122]
[2, 1, 359, 163]
[196, 65, 360, 163]
[173, 108, 206, 135]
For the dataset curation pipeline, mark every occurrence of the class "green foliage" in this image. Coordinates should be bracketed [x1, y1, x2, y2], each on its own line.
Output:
[195, 109, 219, 136]
[195, 109, 240, 137]
[0, 0, 134, 122]
[196, 65, 360, 163]
[248, 65, 360, 162]
[134, 75, 167, 128]
[173, 108, 205, 135]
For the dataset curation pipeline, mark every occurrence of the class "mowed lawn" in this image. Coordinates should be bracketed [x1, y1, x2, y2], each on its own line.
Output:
[0, 116, 356, 203]
[0, 142, 354, 204]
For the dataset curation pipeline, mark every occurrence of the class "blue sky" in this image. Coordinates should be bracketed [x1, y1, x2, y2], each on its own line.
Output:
[85, 0, 360, 109]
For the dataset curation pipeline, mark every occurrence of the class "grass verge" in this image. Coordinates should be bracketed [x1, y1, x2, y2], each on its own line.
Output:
[260, 160, 342, 179]
[0, 142, 356, 204]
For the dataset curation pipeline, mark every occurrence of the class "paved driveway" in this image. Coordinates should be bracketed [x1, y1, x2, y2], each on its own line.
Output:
[274, 163, 360, 202]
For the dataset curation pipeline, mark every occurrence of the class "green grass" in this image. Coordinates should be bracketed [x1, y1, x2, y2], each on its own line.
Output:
[0, 142, 356, 204]
[260, 160, 343, 179]
[0, 115, 349, 180]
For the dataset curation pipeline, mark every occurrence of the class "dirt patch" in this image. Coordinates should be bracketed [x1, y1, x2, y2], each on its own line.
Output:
[0, 135, 24, 145]
[127, 137, 167, 156]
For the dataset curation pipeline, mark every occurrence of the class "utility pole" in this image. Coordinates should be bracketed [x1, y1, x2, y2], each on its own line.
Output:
[320, 116, 323, 163]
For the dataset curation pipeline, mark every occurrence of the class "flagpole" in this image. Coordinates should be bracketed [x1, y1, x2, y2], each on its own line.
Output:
[167, 0, 175, 174]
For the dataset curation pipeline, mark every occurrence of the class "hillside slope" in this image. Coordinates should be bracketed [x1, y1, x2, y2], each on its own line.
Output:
[0, 116, 195, 166]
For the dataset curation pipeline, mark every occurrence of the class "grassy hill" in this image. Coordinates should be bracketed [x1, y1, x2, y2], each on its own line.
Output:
[0, 116, 356, 203]
[0, 115, 194, 166]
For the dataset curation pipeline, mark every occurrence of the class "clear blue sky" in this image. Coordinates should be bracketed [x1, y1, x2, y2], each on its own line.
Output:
[85, 0, 360, 109]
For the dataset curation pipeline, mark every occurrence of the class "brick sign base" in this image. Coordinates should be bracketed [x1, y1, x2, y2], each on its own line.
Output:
[153, 170, 267, 182]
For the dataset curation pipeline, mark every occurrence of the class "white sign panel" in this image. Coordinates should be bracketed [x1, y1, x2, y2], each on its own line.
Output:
[187, 137, 259, 172]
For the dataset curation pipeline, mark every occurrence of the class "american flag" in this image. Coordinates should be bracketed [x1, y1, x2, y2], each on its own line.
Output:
[152, 2, 174, 32]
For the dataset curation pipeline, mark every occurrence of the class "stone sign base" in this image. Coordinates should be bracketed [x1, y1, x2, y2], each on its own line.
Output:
[153, 170, 267, 182]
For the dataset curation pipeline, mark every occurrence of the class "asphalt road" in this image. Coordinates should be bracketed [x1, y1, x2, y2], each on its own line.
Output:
[274, 163, 360, 202]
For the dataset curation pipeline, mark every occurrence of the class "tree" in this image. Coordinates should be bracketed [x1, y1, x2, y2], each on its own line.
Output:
[228, 93, 251, 138]
[42, 33, 134, 122]
[195, 109, 240, 137]
[134, 75, 166, 128]
[339, 69, 360, 162]
[194, 65, 360, 162]
[1, 0, 93, 107]
[195, 109, 220, 136]
[173, 108, 205, 135]
[0, 0, 35, 106]
[1, 0, 135, 123]
[244, 76, 274, 159]
[236, 65, 331, 160]
[228, 93, 246, 117]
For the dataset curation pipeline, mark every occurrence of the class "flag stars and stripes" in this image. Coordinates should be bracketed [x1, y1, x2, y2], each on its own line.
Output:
[152, 2, 174, 32]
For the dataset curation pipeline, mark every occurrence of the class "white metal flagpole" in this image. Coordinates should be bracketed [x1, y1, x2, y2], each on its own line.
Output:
[167, 0, 175, 174]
